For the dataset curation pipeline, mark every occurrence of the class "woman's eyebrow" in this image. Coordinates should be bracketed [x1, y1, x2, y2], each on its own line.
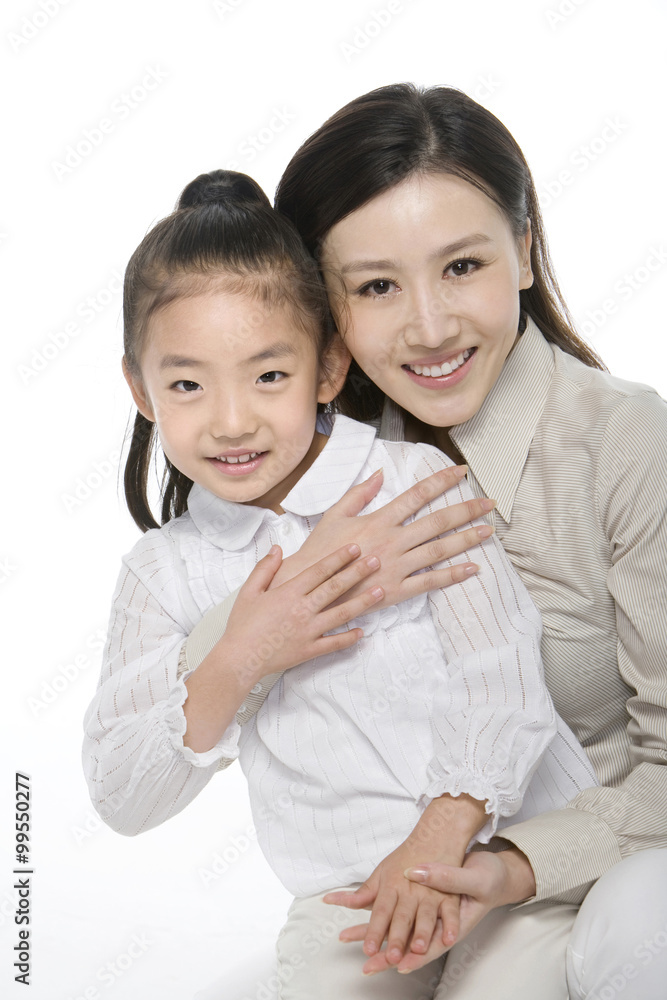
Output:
[338, 233, 494, 274]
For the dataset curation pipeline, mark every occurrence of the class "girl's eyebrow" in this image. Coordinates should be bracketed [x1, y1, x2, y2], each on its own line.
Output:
[338, 233, 493, 274]
[245, 341, 299, 365]
[159, 355, 204, 370]
[158, 342, 299, 371]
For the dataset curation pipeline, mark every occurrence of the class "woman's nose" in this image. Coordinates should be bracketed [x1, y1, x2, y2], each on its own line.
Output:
[402, 288, 460, 349]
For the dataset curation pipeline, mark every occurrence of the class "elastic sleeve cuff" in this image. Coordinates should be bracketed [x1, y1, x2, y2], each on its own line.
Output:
[163, 672, 241, 768]
[419, 771, 505, 843]
[499, 806, 623, 903]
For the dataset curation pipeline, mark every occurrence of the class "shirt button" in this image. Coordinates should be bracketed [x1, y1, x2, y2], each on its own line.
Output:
[251, 684, 263, 694]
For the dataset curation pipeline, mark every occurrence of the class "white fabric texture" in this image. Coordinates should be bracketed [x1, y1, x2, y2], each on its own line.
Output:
[381, 318, 667, 905]
[83, 414, 595, 896]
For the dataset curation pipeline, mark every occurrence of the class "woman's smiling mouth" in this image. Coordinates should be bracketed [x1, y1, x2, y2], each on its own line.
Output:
[402, 347, 477, 386]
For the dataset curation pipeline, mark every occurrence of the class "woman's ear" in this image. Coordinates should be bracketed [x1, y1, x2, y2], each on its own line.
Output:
[122, 356, 155, 422]
[317, 333, 352, 405]
[519, 218, 534, 290]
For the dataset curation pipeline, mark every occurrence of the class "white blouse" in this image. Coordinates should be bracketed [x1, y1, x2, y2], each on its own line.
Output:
[83, 415, 595, 897]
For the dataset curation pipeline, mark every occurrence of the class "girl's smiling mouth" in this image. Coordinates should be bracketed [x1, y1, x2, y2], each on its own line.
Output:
[207, 451, 268, 475]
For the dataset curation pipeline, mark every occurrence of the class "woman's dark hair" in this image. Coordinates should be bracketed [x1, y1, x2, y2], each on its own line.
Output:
[123, 169, 335, 532]
[275, 83, 605, 420]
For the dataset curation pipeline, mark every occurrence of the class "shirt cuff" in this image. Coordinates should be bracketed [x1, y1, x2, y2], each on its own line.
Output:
[498, 806, 623, 904]
[163, 671, 241, 768]
[419, 771, 502, 843]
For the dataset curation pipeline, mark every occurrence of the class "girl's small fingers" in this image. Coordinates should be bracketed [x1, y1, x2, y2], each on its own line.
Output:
[305, 554, 381, 611]
[294, 544, 363, 595]
[323, 881, 376, 910]
[409, 901, 441, 956]
[384, 902, 420, 965]
[240, 545, 283, 595]
[362, 891, 398, 957]
[318, 586, 384, 632]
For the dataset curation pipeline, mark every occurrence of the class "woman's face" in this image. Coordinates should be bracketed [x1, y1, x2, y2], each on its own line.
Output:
[321, 172, 533, 430]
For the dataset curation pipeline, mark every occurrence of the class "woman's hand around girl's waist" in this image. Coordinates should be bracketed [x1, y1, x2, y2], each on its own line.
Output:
[270, 465, 495, 610]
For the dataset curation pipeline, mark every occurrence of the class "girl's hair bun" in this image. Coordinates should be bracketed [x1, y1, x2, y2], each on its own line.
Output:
[177, 170, 272, 212]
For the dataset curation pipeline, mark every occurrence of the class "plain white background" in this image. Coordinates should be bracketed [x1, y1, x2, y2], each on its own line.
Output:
[2, 0, 666, 997]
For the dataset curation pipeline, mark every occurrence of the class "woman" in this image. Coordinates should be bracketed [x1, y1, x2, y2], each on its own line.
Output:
[191, 84, 667, 999]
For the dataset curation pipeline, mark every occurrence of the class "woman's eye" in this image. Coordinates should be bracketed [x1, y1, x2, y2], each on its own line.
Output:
[444, 259, 479, 279]
[257, 371, 286, 384]
[173, 379, 201, 392]
[359, 278, 397, 298]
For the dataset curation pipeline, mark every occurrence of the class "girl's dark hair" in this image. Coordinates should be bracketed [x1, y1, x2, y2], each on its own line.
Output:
[123, 169, 335, 532]
[275, 83, 605, 420]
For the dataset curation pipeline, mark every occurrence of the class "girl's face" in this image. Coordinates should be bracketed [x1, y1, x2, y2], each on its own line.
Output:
[124, 287, 348, 513]
[321, 172, 533, 433]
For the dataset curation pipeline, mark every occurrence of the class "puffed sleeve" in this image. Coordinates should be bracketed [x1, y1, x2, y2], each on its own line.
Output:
[82, 530, 242, 835]
[398, 443, 596, 843]
[498, 390, 667, 903]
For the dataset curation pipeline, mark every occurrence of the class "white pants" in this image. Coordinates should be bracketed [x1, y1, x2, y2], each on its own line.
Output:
[194, 850, 667, 1000]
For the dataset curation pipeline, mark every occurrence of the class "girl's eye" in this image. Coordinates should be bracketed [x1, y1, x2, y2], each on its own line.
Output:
[444, 258, 480, 279]
[173, 379, 201, 392]
[257, 371, 287, 384]
[358, 278, 398, 298]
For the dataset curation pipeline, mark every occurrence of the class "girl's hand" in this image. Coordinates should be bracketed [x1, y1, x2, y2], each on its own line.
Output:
[270, 467, 495, 609]
[223, 542, 385, 686]
[341, 848, 536, 977]
[323, 794, 487, 968]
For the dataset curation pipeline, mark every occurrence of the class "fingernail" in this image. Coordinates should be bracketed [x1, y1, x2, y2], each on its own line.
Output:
[454, 464, 468, 476]
[370, 468, 383, 479]
[404, 866, 430, 881]
[363, 970, 378, 977]
[370, 587, 384, 599]
[268, 545, 280, 556]
[366, 555, 380, 569]
[347, 544, 360, 556]
[480, 497, 496, 511]
[476, 524, 493, 538]
[397, 968, 413, 975]
[463, 563, 479, 576]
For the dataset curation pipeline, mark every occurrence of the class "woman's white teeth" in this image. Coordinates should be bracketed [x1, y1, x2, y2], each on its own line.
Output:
[218, 452, 259, 464]
[409, 349, 472, 376]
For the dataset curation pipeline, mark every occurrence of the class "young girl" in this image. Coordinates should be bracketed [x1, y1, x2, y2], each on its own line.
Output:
[83, 169, 595, 999]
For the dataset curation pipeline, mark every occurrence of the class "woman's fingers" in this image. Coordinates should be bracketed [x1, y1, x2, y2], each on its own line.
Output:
[404, 862, 484, 897]
[438, 893, 461, 948]
[377, 466, 469, 523]
[326, 469, 384, 517]
[401, 495, 496, 549]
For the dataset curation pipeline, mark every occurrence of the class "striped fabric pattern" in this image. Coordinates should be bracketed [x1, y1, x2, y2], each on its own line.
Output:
[381, 319, 667, 904]
[82, 416, 596, 898]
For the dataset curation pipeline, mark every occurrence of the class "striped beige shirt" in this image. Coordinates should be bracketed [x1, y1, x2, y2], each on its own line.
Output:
[182, 319, 667, 905]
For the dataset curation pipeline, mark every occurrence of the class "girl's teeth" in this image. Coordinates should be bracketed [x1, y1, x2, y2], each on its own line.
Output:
[219, 452, 258, 464]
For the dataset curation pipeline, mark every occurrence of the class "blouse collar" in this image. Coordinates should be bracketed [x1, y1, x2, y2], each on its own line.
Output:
[186, 414, 378, 551]
[380, 318, 555, 522]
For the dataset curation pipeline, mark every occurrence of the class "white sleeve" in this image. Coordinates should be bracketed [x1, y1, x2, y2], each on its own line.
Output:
[82, 532, 242, 835]
[400, 443, 562, 841]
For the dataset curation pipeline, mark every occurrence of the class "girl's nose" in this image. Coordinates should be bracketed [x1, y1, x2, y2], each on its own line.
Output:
[209, 394, 257, 441]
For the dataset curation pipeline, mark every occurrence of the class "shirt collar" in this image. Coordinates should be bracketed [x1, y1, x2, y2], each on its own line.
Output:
[379, 318, 555, 523]
[449, 318, 555, 521]
[187, 414, 378, 551]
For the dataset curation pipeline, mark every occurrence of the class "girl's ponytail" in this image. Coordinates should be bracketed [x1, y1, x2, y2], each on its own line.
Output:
[122, 170, 335, 532]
